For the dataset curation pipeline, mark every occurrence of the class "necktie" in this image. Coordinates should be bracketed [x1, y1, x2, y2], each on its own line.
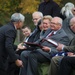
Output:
[48, 31, 54, 37]
[42, 31, 54, 42]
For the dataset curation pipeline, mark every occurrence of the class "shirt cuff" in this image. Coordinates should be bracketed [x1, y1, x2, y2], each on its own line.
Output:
[62, 45, 65, 50]
[49, 48, 51, 53]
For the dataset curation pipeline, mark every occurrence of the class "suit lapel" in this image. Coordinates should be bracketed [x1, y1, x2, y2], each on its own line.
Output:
[43, 29, 52, 38]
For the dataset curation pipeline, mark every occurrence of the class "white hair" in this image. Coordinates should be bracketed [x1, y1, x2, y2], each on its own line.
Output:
[58, 17, 63, 25]
[61, 2, 74, 18]
[32, 11, 43, 18]
[11, 13, 25, 22]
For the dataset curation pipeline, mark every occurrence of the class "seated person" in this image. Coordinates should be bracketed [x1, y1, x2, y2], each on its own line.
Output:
[48, 17, 75, 75]
[22, 26, 32, 42]
[40, 15, 52, 38]
[16, 26, 32, 55]
[19, 17, 70, 75]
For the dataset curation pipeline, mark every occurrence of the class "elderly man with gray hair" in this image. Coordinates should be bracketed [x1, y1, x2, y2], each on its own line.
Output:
[0, 13, 25, 75]
[32, 11, 43, 26]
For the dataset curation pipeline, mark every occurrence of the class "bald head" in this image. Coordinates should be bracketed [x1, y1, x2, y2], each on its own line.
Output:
[70, 17, 75, 23]
[69, 17, 75, 33]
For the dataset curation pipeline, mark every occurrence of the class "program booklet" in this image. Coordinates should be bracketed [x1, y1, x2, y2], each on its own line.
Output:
[44, 38, 58, 47]
[24, 42, 43, 48]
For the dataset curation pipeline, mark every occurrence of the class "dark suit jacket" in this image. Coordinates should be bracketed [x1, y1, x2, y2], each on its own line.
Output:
[28, 28, 41, 42]
[0, 22, 18, 70]
[36, 28, 70, 59]
[38, 0, 60, 17]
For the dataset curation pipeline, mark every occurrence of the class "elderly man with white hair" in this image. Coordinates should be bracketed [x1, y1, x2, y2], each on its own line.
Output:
[32, 11, 43, 26]
[0, 13, 25, 75]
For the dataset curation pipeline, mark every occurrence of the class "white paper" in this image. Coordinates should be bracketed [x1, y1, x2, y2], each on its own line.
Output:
[47, 39, 58, 46]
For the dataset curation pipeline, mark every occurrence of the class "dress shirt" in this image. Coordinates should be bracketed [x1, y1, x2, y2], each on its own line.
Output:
[48, 31, 57, 53]
[46, 31, 57, 38]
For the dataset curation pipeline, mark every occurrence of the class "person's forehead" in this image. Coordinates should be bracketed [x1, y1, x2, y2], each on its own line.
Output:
[70, 18, 75, 23]
[51, 18, 58, 22]
[23, 27, 29, 30]
[43, 19, 50, 22]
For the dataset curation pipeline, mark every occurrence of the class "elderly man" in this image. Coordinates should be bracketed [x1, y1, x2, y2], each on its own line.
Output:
[48, 17, 75, 75]
[32, 11, 43, 26]
[0, 13, 25, 75]
[19, 17, 69, 75]
[28, 11, 43, 42]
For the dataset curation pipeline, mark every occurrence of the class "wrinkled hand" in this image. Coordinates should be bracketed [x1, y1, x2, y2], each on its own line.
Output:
[17, 43, 26, 50]
[56, 43, 65, 51]
[15, 59, 23, 67]
[42, 46, 50, 52]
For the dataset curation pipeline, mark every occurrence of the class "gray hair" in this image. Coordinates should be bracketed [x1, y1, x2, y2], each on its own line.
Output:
[57, 17, 63, 25]
[54, 17, 63, 25]
[11, 13, 25, 22]
[32, 11, 43, 18]
[61, 2, 74, 18]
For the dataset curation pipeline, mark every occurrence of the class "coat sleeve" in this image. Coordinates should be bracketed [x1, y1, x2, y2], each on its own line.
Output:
[52, 3, 61, 17]
[64, 46, 75, 53]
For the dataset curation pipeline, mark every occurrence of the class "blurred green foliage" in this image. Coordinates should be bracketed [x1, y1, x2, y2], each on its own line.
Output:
[0, 0, 75, 28]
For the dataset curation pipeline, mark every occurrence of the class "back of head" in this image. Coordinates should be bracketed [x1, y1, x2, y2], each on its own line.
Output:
[11, 13, 25, 22]
[61, 2, 74, 18]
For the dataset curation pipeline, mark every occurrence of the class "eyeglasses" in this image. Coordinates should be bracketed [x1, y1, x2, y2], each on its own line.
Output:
[50, 22, 60, 25]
